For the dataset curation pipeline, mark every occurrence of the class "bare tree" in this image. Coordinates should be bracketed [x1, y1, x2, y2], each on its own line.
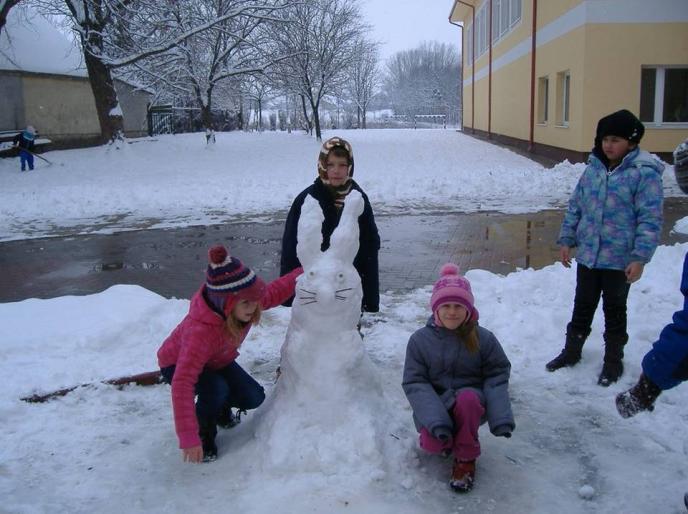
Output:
[242, 72, 275, 131]
[27, 0, 293, 143]
[384, 41, 461, 126]
[346, 37, 380, 129]
[122, 0, 293, 131]
[0, 0, 23, 33]
[270, 0, 367, 140]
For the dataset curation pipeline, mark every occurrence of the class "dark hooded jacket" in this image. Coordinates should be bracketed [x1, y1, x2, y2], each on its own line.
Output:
[280, 177, 380, 312]
[280, 137, 379, 312]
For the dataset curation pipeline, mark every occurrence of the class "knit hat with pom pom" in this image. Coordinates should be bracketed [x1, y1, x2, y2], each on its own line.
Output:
[430, 263, 479, 326]
[205, 245, 265, 313]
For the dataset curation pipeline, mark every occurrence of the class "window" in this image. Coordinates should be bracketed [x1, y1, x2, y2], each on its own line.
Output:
[538, 76, 549, 124]
[467, 0, 521, 58]
[556, 71, 570, 127]
[640, 66, 688, 124]
[510, 0, 522, 26]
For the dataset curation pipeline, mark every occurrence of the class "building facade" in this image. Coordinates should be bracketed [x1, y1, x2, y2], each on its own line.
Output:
[0, 8, 150, 148]
[450, 0, 688, 162]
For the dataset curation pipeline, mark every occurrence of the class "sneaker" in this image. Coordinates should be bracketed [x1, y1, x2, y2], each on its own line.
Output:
[450, 460, 475, 493]
[598, 361, 623, 387]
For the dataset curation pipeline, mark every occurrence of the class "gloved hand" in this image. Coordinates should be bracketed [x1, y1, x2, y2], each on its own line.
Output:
[492, 424, 512, 438]
[432, 426, 453, 445]
[616, 373, 662, 418]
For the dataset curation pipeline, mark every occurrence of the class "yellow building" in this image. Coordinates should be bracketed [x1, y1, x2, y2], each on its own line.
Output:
[449, 0, 688, 162]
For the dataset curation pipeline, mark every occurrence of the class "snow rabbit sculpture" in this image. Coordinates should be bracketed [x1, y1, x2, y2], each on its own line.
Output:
[249, 190, 389, 474]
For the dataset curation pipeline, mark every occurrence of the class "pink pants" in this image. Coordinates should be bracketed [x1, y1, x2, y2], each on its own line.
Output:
[419, 389, 485, 462]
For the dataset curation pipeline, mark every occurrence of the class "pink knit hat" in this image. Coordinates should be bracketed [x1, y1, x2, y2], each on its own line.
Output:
[430, 263, 479, 326]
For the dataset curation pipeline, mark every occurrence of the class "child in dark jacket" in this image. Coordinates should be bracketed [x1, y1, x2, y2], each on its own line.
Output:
[546, 109, 664, 386]
[13, 126, 36, 171]
[157, 244, 302, 463]
[280, 136, 380, 313]
[402, 264, 515, 493]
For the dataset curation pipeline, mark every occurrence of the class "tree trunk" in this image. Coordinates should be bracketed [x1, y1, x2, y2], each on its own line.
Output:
[0, 0, 21, 35]
[83, 47, 124, 144]
[201, 104, 213, 130]
[311, 98, 322, 141]
[362, 107, 367, 129]
[299, 95, 312, 134]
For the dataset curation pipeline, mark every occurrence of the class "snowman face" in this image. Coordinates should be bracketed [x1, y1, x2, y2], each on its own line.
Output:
[293, 260, 362, 330]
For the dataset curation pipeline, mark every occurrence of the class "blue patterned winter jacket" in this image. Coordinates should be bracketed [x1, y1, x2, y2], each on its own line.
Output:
[557, 148, 664, 270]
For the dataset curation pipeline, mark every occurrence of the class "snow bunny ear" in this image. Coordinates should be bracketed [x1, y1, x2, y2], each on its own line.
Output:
[328, 189, 364, 264]
[296, 195, 325, 270]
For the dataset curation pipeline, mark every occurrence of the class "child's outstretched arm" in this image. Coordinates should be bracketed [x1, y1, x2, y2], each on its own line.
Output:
[260, 266, 303, 310]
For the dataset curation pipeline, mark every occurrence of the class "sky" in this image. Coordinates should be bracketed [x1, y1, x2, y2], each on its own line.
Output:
[1, 130, 687, 513]
[359, 0, 461, 60]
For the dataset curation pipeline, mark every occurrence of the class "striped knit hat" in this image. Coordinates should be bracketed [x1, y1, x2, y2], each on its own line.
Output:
[317, 137, 355, 183]
[430, 263, 479, 326]
[205, 245, 265, 312]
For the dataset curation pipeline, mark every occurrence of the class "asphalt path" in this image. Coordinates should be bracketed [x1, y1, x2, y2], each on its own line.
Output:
[1, 198, 686, 303]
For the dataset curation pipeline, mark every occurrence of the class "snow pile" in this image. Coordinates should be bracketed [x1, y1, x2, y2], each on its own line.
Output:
[1, 243, 687, 513]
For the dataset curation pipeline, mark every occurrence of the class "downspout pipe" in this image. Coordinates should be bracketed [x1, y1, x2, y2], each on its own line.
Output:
[488, 0, 492, 138]
[528, 0, 538, 152]
[448, 6, 463, 132]
[454, 1, 476, 134]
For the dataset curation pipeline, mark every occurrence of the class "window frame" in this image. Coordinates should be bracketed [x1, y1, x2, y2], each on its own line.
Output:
[640, 65, 688, 127]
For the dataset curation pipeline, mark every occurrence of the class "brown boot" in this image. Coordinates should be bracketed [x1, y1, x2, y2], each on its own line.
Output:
[450, 459, 475, 493]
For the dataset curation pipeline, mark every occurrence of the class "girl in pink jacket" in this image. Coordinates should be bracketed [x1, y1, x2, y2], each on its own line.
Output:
[157, 244, 302, 463]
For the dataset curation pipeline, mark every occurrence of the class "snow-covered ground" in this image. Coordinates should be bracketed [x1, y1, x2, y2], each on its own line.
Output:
[1, 129, 687, 513]
[0, 129, 683, 242]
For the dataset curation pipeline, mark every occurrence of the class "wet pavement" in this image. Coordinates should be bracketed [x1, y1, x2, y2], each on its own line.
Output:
[1, 198, 687, 303]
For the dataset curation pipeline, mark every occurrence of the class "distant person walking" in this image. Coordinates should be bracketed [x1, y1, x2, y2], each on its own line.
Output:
[13, 126, 36, 171]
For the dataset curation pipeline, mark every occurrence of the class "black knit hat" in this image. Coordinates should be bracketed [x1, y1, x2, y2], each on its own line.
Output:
[595, 109, 645, 145]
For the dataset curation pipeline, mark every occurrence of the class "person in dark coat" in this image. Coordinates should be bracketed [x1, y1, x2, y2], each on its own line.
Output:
[402, 263, 514, 493]
[280, 136, 380, 312]
[13, 125, 36, 171]
[616, 138, 688, 418]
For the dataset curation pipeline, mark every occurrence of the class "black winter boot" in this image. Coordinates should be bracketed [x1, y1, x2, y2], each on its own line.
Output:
[616, 374, 662, 418]
[598, 333, 627, 386]
[198, 417, 218, 462]
[546, 330, 587, 372]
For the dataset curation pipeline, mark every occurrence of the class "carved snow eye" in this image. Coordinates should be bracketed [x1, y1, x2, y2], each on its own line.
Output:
[308, 271, 316, 278]
[336, 272, 345, 282]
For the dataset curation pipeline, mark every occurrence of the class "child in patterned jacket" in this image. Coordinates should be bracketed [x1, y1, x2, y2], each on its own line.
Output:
[546, 109, 664, 386]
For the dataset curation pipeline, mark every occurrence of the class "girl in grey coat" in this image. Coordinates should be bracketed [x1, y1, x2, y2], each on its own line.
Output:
[402, 263, 515, 493]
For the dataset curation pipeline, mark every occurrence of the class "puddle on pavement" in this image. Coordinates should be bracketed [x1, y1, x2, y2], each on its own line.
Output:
[93, 262, 160, 272]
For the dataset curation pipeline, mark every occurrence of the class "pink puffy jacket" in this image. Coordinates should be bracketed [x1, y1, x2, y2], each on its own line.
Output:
[157, 268, 301, 449]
